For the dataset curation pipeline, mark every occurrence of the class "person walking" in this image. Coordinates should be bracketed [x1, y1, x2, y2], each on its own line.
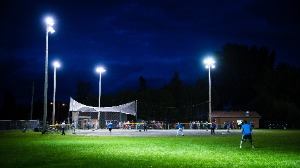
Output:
[227, 122, 231, 133]
[240, 120, 254, 149]
[176, 122, 184, 136]
[107, 122, 113, 135]
[86, 122, 90, 130]
[211, 121, 216, 135]
[143, 121, 148, 131]
[61, 121, 66, 135]
[205, 121, 208, 131]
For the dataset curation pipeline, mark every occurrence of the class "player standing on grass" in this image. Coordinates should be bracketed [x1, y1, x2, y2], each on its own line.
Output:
[240, 120, 254, 149]
[176, 122, 184, 136]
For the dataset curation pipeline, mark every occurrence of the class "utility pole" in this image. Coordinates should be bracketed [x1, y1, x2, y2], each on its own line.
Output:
[30, 82, 34, 120]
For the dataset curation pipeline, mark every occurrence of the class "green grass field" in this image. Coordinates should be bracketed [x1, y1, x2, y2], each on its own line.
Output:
[0, 129, 299, 167]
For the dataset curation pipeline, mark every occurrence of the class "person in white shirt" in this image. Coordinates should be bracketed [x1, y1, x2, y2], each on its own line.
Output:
[61, 121, 66, 135]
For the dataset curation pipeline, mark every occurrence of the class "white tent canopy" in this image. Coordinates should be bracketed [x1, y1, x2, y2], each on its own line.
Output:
[69, 97, 136, 116]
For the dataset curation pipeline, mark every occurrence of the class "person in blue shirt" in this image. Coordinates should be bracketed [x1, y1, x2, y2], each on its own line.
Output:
[107, 122, 113, 135]
[240, 120, 254, 149]
[176, 122, 184, 136]
[227, 122, 231, 133]
[211, 121, 216, 135]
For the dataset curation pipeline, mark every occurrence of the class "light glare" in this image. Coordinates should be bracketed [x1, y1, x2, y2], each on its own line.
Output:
[96, 67, 106, 73]
[204, 57, 215, 68]
[48, 27, 55, 33]
[53, 61, 60, 68]
[45, 17, 54, 26]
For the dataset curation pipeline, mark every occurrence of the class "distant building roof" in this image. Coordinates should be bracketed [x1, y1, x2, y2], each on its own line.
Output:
[212, 111, 261, 118]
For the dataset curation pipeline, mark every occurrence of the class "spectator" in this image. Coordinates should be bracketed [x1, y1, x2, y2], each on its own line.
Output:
[224, 121, 228, 129]
[71, 122, 76, 134]
[227, 122, 231, 133]
[86, 122, 90, 130]
[250, 120, 254, 128]
[205, 121, 209, 131]
[61, 121, 66, 135]
[143, 121, 148, 131]
[211, 122, 216, 135]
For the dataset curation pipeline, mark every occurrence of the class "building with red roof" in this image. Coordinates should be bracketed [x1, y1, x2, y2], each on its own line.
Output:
[212, 111, 261, 128]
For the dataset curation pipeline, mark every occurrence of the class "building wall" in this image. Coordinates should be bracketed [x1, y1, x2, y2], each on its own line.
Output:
[214, 117, 260, 129]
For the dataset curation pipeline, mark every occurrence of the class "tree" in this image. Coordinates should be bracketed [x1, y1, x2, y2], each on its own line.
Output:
[0, 90, 16, 119]
[214, 43, 275, 111]
[138, 76, 147, 92]
[256, 63, 300, 121]
[163, 72, 186, 120]
[76, 81, 93, 105]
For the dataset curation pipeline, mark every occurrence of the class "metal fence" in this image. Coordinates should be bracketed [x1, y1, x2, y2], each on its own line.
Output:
[72, 111, 128, 129]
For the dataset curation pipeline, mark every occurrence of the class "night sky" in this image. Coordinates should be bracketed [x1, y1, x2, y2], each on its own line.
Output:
[1, 0, 299, 104]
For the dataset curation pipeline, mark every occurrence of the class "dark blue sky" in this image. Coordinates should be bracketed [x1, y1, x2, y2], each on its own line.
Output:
[1, 0, 299, 104]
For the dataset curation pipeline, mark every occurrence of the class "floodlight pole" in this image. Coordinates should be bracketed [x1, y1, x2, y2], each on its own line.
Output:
[208, 66, 212, 123]
[30, 82, 34, 120]
[42, 17, 55, 134]
[52, 62, 60, 125]
[98, 71, 102, 128]
[204, 57, 215, 124]
[42, 26, 49, 133]
[96, 67, 105, 129]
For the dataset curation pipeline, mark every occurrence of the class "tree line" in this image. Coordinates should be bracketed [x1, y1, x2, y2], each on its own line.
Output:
[1, 43, 300, 125]
[75, 43, 300, 124]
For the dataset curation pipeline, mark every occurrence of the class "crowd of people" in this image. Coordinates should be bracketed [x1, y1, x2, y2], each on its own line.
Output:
[68, 120, 245, 132]
[53, 119, 255, 149]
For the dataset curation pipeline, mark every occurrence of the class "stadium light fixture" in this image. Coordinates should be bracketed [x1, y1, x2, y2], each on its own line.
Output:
[53, 61, 61, 68]
[46, 17, 55, 33]
[52, 61, 60, 125]
[96, 66, 106, 129]
[204, 57, 215, 123]
[96, 67, 106, 73]
[42, 16, 55, 134]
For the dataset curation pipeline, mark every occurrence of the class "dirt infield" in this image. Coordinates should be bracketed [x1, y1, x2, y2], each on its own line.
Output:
[71, 129, 242, 137]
